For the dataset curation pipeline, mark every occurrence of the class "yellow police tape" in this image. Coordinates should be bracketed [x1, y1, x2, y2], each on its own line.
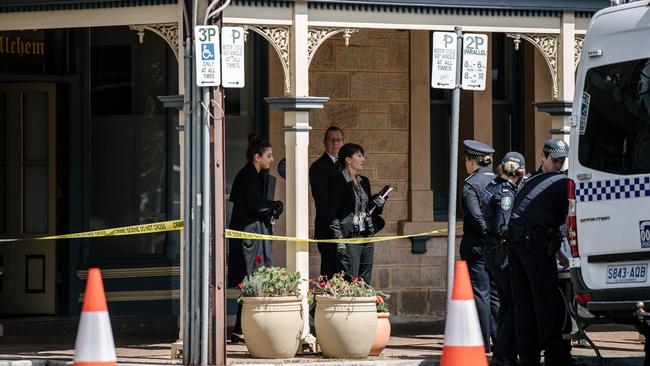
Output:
[225, 225, 461, 244]
[0, 220, 185, 243]
[0, 219, 461, 245]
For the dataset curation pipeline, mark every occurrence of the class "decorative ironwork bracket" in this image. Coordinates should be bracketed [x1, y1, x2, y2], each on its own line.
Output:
[129, 23, 179, 61]
[506, 33, 559, 98]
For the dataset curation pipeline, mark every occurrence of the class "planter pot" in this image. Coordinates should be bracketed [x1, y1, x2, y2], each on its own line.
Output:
[315, 295, 377, 358]
[368, 312, 391, 356]
[241, 296, 303, 358]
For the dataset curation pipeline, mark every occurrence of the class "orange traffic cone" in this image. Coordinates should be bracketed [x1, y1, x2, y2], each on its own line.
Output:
[73, 268, 117, 366]
[440, 260, 488, 366]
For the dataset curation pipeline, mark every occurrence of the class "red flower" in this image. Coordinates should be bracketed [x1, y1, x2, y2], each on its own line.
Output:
[351, 277, 359, 283]
[319, 282, 326, 288]
[376, 295, 384, 304]
[309, 278, 315, 283]
[255, 255, 262, 264]
[237, 282, 244, 289]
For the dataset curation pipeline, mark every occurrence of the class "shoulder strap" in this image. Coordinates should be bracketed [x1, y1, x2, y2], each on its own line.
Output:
[513, 172, 567, 210]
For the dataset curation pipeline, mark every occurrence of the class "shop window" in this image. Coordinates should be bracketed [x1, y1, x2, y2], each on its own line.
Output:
[88, 26, 178, 261]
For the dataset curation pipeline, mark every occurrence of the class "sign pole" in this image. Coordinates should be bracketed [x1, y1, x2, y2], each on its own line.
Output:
[446, 26, 463, 302]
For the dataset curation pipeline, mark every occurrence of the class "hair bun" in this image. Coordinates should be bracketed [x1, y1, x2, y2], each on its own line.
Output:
[503, 161, 520, 175]
[248, 133, 262, 145]
[481, 155, 493, 165]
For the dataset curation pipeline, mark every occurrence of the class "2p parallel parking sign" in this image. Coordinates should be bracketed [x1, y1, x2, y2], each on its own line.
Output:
[195, 26, 220, 87]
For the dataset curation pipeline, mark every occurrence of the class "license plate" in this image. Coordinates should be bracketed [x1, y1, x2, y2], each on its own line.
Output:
[606, 264, 648, 284]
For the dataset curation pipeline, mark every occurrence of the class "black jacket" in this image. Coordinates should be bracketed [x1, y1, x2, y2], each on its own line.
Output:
[227, 163, 277, 287]
[309, 153, 339, 239]
[328, 172, 384, 239]
[460, 166, 496, 249]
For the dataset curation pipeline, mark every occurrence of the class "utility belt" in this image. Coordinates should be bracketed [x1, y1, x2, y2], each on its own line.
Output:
[504, 224, 562, 256]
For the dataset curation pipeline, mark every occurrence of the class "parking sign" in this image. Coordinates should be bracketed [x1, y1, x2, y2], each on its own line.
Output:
[195, 26, 220, 87]
[461, 34, 488, 91]
[221, 27, 245, 88]
[431, 32, 458, 89]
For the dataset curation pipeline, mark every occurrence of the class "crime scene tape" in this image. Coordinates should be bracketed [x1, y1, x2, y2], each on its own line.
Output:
[0, 220, 185, 243]
[0, 219, 462, 246]
[225, 225, 462, 244]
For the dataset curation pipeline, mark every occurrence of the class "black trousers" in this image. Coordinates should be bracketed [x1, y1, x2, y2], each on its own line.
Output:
[317, 242, 339, 279]
[509, 237, 571, 366]
[484, 245, 517, 363]
[339, 243, 374, 284]
[460, 243, 499, 353]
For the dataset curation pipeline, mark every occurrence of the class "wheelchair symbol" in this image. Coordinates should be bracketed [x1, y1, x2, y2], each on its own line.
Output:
[201, 44, 215, 61]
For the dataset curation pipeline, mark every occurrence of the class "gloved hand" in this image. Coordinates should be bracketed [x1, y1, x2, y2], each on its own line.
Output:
[371, 194, 386, 208]
[272, 201, 284, 219]
[481, 230, 494, 247]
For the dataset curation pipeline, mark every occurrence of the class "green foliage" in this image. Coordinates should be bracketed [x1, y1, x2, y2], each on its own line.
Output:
[375, 290, 390, 313]
[239, 267, 301, 298]
[309, 272, 376, 303]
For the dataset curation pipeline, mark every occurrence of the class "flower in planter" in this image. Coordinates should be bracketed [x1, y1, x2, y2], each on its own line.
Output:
[309, 272, 375, 301]
[375, 290, 390, 313]
[239, 266, 301, 299]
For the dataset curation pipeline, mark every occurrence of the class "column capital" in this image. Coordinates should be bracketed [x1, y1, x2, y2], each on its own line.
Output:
[265, 96, 329, 111]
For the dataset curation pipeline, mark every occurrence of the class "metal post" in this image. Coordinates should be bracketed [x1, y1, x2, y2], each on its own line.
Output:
[201, 87, 211, 365]
[446, 26, 463, 301]
[191, 65, 203, 365]
[182, 37, 193, 365]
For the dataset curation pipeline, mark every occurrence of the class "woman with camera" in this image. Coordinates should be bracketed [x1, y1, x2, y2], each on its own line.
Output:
[227, 133, 283, 343]
[328, 143, 387, 284]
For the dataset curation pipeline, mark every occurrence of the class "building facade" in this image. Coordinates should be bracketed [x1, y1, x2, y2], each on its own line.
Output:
[0, 0, 607, 324]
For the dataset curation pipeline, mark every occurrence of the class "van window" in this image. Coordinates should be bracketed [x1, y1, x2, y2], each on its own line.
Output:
[579, 58, 650, 175]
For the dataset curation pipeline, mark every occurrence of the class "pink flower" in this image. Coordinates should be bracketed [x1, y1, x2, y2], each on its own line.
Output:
[237, 282, 244, 289]
[351, 277, 360, 283]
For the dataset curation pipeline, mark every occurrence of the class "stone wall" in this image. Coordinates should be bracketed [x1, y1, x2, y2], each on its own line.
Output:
[307, 29, 443, 318]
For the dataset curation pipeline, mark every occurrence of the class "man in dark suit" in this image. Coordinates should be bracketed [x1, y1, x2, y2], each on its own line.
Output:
[309, 126, 344, 278]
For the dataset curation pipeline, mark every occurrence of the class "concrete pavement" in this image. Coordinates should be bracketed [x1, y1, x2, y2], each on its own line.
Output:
[0, 323, 645, 365]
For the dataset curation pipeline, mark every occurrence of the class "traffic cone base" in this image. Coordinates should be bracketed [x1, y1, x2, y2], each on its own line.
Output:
[73, 268, 117, 366]
[441, 345, 488, 365]
[441, 261, 489, 366]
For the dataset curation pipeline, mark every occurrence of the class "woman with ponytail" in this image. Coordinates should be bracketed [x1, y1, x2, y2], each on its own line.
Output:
[481, 151, 526, 366]
[459, 139, 498, 354]
[227, 133, 284, 343]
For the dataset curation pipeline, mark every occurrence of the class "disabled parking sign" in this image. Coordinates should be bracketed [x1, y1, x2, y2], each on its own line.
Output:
[195, 26, 220, 86]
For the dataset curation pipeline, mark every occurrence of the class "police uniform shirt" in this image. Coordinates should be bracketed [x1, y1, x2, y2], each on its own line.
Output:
[510, 172, 569, 230]
[462, 166, 496, 239]
[482, 176, 516, 237]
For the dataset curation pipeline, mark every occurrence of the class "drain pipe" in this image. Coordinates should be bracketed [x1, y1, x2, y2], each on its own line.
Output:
[182, 36, 193, 364]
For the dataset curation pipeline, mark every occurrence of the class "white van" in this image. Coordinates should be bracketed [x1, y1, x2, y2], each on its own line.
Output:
[568, 0, 650, 323]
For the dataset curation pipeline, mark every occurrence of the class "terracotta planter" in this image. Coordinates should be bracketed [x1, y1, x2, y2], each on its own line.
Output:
[241, 296, 303, 358]
[315, 295, 377, 358]
[368, 312, 391, 356]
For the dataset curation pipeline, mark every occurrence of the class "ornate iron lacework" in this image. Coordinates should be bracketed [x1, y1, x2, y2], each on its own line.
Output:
[0, 0, 177, 13]
[129, 23, 179, 61]
[506, 33, 559, 98]
[575, 35, 584, 70]
[242, 25, 291, 95]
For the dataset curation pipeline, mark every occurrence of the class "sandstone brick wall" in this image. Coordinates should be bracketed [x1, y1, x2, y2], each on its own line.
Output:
[307, 29, 444, 319]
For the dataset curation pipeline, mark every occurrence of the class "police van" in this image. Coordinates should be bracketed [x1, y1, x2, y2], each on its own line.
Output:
[568, 0, 650, 322]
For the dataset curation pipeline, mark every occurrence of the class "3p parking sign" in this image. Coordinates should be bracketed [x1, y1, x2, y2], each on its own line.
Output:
[641, 220, 650, 248]
[195, 26, 220, 87]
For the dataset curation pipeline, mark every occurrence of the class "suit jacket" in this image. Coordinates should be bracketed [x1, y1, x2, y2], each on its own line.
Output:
[309, 152, 338, 239]
[328, 172, 385, 239]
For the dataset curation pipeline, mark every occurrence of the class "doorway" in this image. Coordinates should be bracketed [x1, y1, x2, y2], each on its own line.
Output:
[0, 83, 57, 314]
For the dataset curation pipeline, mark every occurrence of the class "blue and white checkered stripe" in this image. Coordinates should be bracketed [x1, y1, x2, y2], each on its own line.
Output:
[576, 176, 650, 202]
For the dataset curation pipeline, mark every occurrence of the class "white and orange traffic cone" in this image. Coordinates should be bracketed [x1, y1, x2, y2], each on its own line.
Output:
[73, 268, 117, 366]
[440, 260, 488, 366]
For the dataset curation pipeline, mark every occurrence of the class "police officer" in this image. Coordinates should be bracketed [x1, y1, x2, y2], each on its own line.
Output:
[507, 163, 579, 366]
[482, 152, 526, 366]
[460, 139, 498, 353]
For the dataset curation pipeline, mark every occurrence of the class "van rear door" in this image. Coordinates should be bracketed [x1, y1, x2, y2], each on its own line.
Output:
[570, 1, 650, 294]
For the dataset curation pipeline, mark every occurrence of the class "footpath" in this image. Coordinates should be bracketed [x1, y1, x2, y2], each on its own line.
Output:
[0, 322, 645, 366]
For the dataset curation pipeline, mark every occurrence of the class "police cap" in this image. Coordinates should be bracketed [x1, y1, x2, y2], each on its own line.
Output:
[543, 139, 569, 158]
[502, 151, 525, 168]
[463, 140, 495, 156]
